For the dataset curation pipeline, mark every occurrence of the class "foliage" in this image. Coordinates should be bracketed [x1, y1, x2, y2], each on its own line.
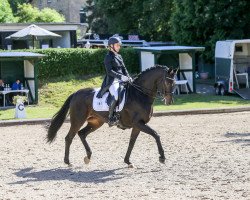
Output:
[36, 8, 65, 22]
[16, 3, 39, 22]
[170, 0, 250, 62]
[0, 0, 16, 22]
[12, 95, 28, 105]
[84, 0, 109, 34]
[8, 0, 26, 13]
[90, 0, 173, 41]
[16, 3, 65, 23]
[28, 48, 139, 80]
[137, 0, 173, 41]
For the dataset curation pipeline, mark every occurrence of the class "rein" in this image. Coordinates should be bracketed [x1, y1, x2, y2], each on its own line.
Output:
[129, 70, 175, 99]
[130, 82, 156, 97]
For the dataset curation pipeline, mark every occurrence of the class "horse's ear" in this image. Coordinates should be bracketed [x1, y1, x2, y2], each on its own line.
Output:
[174, 67, 179, 74]
[167, 67, 173, 74]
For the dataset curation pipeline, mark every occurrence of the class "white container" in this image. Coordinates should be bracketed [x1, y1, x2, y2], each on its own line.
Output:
[14, 99, 26, 119]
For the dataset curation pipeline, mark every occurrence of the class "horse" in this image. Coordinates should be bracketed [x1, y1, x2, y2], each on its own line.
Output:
[47, 65, 176, 167]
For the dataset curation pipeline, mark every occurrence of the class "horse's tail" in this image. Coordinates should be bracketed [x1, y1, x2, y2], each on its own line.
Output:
[47, 94, 74, 143]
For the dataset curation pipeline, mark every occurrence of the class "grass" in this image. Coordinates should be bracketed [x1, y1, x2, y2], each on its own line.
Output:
[0, 105, 58, 120]
[153, 94, 250, 111]
[1, 75, 250, 120]
[39, 74, 103, 107]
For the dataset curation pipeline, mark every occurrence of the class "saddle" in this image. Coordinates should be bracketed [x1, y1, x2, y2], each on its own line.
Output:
[92, 84, 127, 112]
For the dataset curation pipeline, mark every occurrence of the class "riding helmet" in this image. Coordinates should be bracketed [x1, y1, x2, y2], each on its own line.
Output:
[108, 36, 122, 46]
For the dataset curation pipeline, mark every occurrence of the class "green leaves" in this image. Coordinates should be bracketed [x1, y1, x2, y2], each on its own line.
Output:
[16, 3, 65, 23]
[36, 8, 65, 23]
[0, 0, 16, 23]
[90, 0, 173, 41]
[30, 48, 139, 80]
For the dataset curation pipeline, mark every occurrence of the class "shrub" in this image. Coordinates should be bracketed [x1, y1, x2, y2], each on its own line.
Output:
[32, 48, 139, 80]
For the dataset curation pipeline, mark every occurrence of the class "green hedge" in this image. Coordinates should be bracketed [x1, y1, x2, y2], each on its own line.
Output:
[30, 48, 140, 79]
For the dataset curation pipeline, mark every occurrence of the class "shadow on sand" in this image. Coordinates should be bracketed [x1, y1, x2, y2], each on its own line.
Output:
[218, 132, 250, 146]
[10, 167, 125, 184]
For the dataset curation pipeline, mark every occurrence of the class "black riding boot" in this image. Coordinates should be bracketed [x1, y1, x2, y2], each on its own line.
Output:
[108, 99, 118, 127]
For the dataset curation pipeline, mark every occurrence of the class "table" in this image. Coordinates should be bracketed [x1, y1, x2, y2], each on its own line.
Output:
[0, 89, 29, 107]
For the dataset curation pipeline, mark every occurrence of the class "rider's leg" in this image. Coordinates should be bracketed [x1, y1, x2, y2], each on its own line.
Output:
[108, 81, 119, 126]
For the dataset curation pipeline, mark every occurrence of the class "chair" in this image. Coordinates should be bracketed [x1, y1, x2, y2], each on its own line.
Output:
[236, 73, 249, 88]
[174, 75, 189, 95]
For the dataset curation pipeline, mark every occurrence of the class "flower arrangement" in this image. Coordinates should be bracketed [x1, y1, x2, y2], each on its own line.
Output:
[13, 95, 28, 105]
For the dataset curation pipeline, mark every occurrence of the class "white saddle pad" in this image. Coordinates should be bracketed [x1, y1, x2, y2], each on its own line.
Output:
[92, 88, 126, 112]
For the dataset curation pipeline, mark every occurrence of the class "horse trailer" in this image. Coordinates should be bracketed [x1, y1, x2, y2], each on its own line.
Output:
[214, 39, 250, 99]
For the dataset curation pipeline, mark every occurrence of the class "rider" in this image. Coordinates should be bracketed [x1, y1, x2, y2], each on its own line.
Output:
[97, 36, 132, 126]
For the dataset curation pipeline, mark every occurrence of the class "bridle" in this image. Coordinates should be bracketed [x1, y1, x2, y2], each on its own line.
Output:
[157, 69, 175, 102]
[129, 69, 175, 101]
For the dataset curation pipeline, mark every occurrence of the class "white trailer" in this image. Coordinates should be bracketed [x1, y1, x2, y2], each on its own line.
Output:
[215, 39, 250, 99]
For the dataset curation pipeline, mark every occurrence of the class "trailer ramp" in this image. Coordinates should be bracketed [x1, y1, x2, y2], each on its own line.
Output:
[234, 88, 250, 100]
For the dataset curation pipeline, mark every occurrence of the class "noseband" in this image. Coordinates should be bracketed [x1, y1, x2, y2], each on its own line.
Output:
[157, 70, 175, 102]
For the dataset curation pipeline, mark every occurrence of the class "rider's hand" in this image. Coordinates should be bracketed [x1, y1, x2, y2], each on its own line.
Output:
[129, 77, 133, 82]
[121, 75, 129, 82]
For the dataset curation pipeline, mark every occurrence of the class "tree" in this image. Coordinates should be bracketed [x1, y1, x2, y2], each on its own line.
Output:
[16, 3, 39, 22]
[89, 0, 173, 40]
[84, 0, 108, 34]
[0, 0, 16, 22]
[8, 0, 26, 13]
[37, 8, 65, 22]
[138, 0, 173, 41]
[93, 0, 144, 35]
[16, 3, 65, 23]
[170, 0, 250, 62]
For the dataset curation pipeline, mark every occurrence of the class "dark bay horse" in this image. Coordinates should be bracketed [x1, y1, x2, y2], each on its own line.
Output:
[47, 65, 175, 167]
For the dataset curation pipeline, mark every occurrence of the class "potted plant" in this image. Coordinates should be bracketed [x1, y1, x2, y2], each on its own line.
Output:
[200, 71, 209, 79]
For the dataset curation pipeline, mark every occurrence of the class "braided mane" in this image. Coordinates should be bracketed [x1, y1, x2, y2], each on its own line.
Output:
[134, 64, 169, 81]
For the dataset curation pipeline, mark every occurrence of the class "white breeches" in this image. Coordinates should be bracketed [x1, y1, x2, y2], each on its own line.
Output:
[109, 79, 120, 101]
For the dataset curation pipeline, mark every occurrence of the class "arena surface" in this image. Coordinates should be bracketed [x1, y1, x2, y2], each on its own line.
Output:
[0, 112, 249, 199]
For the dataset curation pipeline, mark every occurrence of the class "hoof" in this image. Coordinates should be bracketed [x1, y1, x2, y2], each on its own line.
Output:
[159, 157, 165, 164]
[128, 164, 136, 168]
[84, 156, 90, 164]
[64, 159, 70, 165]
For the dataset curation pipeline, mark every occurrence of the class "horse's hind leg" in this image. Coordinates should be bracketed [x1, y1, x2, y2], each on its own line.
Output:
[78, 117, 104, 164]
[64, 118, 86, 165]
[64, 125, 82, 165]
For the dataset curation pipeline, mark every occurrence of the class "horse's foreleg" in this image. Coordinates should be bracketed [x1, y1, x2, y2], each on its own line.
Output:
[124, 128, 140, 167]
[78, 118, 104, 164]
[135, 121, 165, 163]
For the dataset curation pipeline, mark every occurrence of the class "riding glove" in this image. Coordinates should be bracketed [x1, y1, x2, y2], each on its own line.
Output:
[121, 75, 129, 82]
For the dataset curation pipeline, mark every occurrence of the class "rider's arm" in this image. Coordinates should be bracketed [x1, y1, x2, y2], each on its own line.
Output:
[119, 56, 130, 78]
[122, 66, 130, 77]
